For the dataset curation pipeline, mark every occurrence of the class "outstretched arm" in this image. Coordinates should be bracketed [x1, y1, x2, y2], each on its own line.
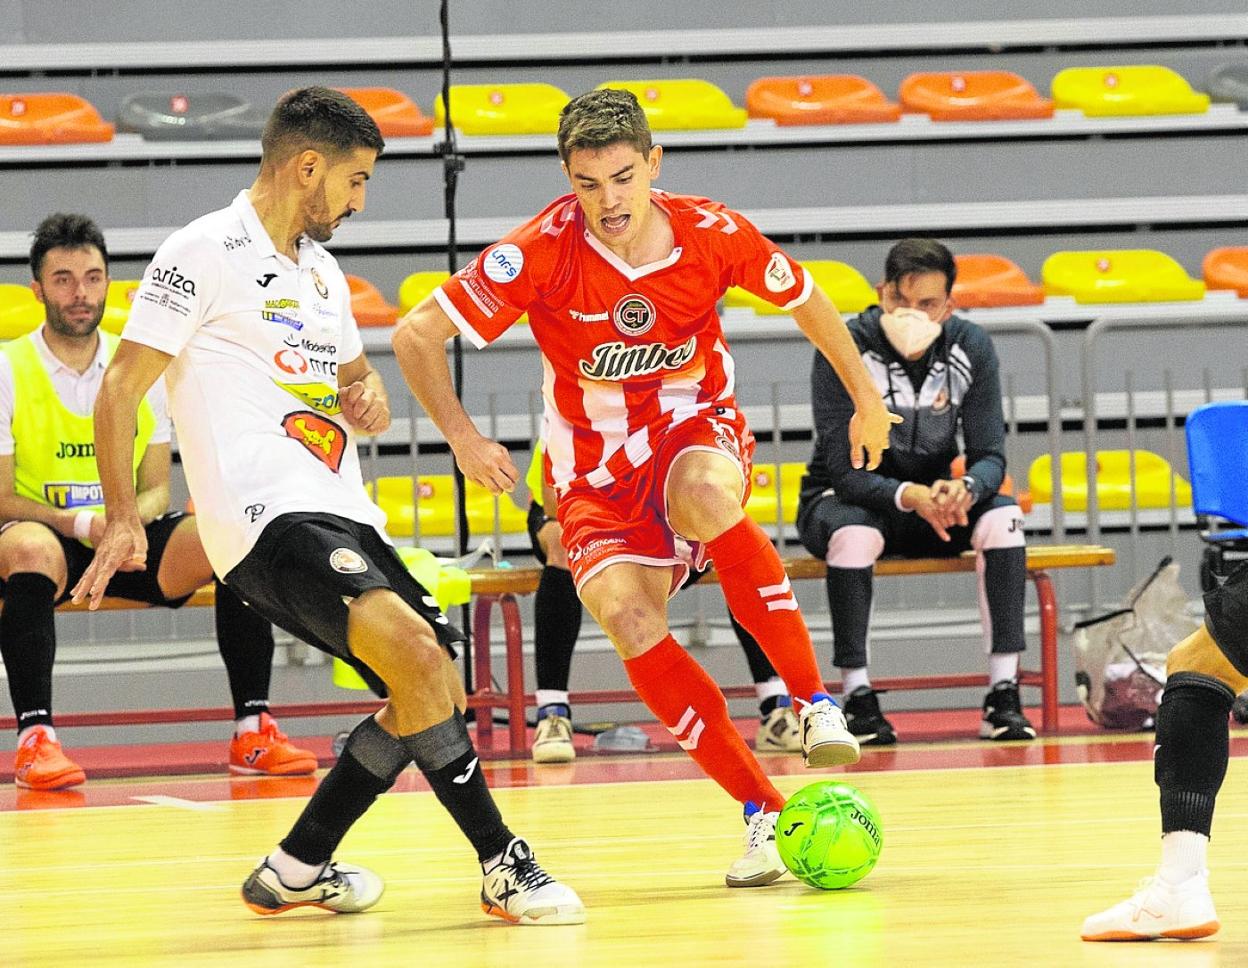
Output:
[392, 296, 518, 494]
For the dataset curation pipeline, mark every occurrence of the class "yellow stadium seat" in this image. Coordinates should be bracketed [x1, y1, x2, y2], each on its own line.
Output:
[368, 474, 527, 538]
[597, 79, 746, 130]
[1203, 247, 1248, 297]
[1042, 250, 1205, 304]
[397, 270, 450, 315]
[724, 261, 876, 316]
[1051, 65, 1210, 117]
[1028, 450, 1192, 511]
[434, 83, 570, 135]
[744, 462, 803, 525]
[99, 279, 141, 335]
[0, 92, 114, 144]
[0, 284, 44, 340]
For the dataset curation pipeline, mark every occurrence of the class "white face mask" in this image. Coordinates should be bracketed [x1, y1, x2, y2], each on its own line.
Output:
[880, 307, 942, 359]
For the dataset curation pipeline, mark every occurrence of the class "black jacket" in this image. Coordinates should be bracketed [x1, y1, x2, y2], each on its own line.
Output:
[803, 305, 1008, 511]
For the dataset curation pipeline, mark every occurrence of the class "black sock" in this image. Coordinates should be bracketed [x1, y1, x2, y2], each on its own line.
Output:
[402, 709, 513, 862]
[982, 547, 1027, 652]
[533, 565, 582, 692]
[279, 716, 409, 867]
[1155, 673, 1234, 837]
[825, 566, 873, 669]
[214, 578, 274, 720]
[0, 573, 58, 733]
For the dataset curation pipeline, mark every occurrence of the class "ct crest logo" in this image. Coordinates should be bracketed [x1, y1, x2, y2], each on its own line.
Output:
[612, 293, 657, 337]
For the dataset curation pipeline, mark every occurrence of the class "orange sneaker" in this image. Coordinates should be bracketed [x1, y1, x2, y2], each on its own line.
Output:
[229, 713, 318, 776]
[13, 727, 86, 790]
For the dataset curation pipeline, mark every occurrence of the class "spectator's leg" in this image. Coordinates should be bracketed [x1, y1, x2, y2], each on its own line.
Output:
[968, 498, 1028, 685]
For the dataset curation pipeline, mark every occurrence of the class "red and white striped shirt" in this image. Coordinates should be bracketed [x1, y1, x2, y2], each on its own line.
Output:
[435, 190, 813, 490]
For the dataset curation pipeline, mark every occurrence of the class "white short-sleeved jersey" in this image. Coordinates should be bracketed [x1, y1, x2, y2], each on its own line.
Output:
[121, 190, 385, 576]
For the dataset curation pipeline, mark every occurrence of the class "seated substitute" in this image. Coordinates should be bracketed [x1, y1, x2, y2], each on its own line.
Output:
[0, 213, 314, 791]
[796, 238, 1034, 744]
[524, 445, 803, 764]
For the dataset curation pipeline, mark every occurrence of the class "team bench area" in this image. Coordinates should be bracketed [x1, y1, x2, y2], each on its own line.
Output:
[5, 544, 1115, 756]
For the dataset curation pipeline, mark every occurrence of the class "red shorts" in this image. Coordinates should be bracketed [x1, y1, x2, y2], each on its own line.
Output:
[557, 407, 754, 596]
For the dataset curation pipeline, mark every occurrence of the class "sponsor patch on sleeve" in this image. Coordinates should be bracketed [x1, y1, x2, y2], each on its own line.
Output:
[764, 252, 797, 294]
[482, 243, 524, 284]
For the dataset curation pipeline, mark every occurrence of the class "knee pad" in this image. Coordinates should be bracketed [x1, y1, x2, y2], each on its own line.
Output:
[825, 525, 885, 568]
[971, 504, 1026, 552]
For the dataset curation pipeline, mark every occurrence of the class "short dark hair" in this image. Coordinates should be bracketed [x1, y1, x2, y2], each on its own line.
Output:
[29, 213, 109, 279]
[261, 86, 384, 166]
[883, 238, 957, 294]
[557, 88, 652, 163]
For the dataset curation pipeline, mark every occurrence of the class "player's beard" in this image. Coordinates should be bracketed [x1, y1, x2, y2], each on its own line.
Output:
[44, 297, 104, 340]
[304, 183, 350, 243]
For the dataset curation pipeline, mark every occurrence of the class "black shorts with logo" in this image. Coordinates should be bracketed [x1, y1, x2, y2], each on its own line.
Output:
[53, 511, 193, 607]
[223, 512, 464, 696]
[1205, 560, 1248, 677]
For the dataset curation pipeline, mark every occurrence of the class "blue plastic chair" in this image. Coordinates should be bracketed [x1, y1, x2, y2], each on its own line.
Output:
[1185, 400, 1248, 589]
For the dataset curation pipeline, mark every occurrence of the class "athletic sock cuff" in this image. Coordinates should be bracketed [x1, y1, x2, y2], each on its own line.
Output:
[705, 516, 772, 573]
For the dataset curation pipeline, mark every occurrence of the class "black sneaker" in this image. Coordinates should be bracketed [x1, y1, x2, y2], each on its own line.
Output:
[843, 686, 897, 746]
[980, 680, 1037, 741]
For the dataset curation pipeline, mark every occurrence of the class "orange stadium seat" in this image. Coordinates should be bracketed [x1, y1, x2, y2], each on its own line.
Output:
[597, 79, 746, 130]
[435, 83, 570, 135]
[725, 260, 877, 316]
[1029, 451, 1191, 511]
[0, 284, 44, 340]
[337, 87, 434, 138]
[746, 75, 901, 125]
[1051, 65, 1210, 116]
[1043, 250, 1205, 303]
[1202, 248, 1248, 297]
[900, 71, 1054, 121]
[346, 275, 399, 327]
[952, 254, 1044, 308]
[0, 93, 113, 145]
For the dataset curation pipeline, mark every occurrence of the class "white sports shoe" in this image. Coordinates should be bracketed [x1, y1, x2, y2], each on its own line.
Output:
[725, 803, 787, 888]
[241, 858, 384, 916]
[1081, 872, 1219, 941]
[755, 705, 802, 753]
[799, 693, 862, 768]
[532, 714, 575, 764]
[481, 837, 585, 924]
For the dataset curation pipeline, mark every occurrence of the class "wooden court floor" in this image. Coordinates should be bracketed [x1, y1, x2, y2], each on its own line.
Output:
[1, 733, 1246, 968]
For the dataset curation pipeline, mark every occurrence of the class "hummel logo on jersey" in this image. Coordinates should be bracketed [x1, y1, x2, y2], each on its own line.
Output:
[569, 309, 609, 323]
[256, 273, 278, 288]
[452, 757, 479, 784]
[668, 706, 705, 751]
[693, 206, 738, 234]
[758, 576, 798, 612]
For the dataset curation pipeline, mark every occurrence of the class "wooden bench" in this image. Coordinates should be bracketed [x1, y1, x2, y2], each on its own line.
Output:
[13, 545, 1114, 753]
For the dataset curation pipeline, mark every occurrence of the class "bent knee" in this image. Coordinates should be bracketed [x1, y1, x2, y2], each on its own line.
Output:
[825, 524, 884, 568]
[971, 503, 1026, 551]
[0, 523, 66, 582]
[348, 588, 447, 679]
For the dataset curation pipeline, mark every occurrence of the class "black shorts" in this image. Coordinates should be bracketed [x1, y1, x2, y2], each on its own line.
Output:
[224, 512, 465, 696]
[1205, 560, 1248, 677]
[52, 511, 193, 607]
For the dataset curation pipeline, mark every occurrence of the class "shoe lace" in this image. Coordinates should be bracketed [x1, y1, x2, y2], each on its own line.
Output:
[507, 854, 556, 892]
[744, 811, 777, 851]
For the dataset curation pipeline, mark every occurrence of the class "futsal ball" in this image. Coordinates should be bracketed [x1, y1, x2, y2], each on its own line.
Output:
[775, 781, 883, 889]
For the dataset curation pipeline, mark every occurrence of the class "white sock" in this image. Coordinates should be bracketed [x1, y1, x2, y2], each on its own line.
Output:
[236, 715, 262, 737]
[534, 690, 569, 713]
[267, 847, 326, 889]
[18, 724, 55, 744]
[988, 653, 1019, 687]
[1159, 830, 1208, 883]
[840, 667, 871, 695]
[754, 676, 789, 703]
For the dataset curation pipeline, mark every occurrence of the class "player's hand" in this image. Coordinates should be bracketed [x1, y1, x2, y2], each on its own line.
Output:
[70, 516, 148, 610]
[452, 433, 519, 495]
[340, 381, 390, 436]
[928, 478, 973, 529]
[848, 402, 903, 470]
[902, 484, 957, 542]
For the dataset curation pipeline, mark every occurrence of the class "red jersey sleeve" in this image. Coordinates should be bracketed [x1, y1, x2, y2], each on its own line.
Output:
[434, 217, 545, 348]
[713, 203, 813, 312]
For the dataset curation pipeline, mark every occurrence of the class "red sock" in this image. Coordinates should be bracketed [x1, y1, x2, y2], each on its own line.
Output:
[706, 515, 826, 704]
[625, 635, 784, 812]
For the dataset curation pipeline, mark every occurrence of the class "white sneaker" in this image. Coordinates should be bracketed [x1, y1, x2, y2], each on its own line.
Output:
[1081, 872, 1219, 941]
[756, 705, 803, 753]
[241, 858, 384, 916]
[725, 803, 786, 888]
[481, 837, 585, 924]
[532, 714, 575, 764]
[799, 693, 861, 768]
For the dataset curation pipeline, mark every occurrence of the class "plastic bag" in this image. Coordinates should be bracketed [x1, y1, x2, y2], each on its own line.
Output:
[1071, 556, 1198, 729]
